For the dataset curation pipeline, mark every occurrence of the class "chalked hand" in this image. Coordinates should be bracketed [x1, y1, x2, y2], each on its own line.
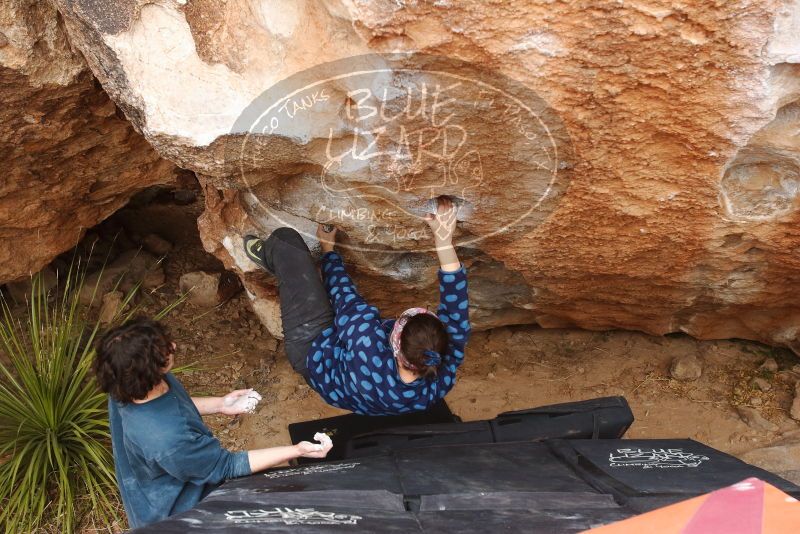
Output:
[424, 197, 458, 244]
[302, 433, 331, 452]
[316, 223, 337, 253]
[220, 388, 262, 415]
[297, 432, 334, 458]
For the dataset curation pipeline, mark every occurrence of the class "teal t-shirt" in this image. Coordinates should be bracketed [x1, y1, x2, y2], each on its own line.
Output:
[108, 373, 251, 528]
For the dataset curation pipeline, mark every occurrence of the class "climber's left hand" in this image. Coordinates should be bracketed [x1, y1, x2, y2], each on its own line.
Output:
[424, 197, 458, 245]
[317, 224, 337, 253]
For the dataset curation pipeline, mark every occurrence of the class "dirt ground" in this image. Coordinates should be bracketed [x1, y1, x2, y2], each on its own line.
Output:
[176, 307, 799, 453]
[81, 193, 800, 482]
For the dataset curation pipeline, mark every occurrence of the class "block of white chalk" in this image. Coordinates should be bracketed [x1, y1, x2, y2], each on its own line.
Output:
[312, 432, 333, 451]
[223, 389, 262, 413]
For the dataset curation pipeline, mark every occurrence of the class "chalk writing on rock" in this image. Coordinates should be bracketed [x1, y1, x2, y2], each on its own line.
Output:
[232, 53, 573, 254]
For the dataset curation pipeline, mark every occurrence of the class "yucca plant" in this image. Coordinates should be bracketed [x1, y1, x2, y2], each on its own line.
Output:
[0, 257, 183, 532]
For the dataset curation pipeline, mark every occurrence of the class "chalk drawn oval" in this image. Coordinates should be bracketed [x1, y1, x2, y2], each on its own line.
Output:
[230, 53, 573, 254]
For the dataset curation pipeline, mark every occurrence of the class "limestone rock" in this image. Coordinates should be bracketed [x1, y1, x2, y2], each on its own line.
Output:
[179, 271, 220, 308]
[5, 266, 58, 303]
[263, 336, 279, 353]
[53, 0, 800, 341]
[736, 406, 779, 433]
[246, 284, 284, 340]
[98, 291, 124, 324]
[669, 353, 702, 381]
[750, 377, 772, 393]
[173, 189, 198, 206]
[179, 270, 242, 308]
[79, 250, 164, 305]
[759, 357, 780, 373]
[791, 382, 800, 421]
[141, 233, 173, 257]
[0, 0, 175, 285]
[741, 430, 800, 485]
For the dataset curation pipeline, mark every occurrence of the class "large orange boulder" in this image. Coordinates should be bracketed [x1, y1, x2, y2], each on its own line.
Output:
[52, 0, 800, 349]
[0, 0, 175, 283]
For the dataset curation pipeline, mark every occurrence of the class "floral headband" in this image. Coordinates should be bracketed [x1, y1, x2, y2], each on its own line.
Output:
[389, 307, 442, 371]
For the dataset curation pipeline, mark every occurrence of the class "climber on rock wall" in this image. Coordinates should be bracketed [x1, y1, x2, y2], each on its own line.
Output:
[243, 197, 471, 415]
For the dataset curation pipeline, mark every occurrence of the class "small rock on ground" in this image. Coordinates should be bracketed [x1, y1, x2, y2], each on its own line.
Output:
[6, 265, 58, 302]
[750, 377, 771, 392]
[99, 291, 125, 324]
[736, 406, 778, 432]
[180, 271, 222, 308]
[741, 430, 800, 485]
[758, 357, 778, 373]
[179, 271, 241, 308]
[670, 353, 702, 381]
[790, 382, 800, 421]
[79, 250, 164, 305]
[141, 233, 173, 256]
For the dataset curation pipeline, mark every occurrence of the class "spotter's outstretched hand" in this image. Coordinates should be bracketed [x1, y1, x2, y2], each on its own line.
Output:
[220, 389, 262, 415]
[296, 432, 333, 458]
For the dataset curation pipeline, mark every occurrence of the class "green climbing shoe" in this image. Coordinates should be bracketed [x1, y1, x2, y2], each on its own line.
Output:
[243, 235, 272, 274]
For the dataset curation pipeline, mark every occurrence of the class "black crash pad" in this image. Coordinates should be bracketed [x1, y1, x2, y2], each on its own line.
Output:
[133, 437, 800, 533]
[288, 399, 458, 464]
[491, 396, 633, 442]
[216, 454, 403, 495]
[396, 441, 593, 496]
[131, 398, 800, 533]
[550, 438, 800, 510]
[132, 500, 421, 533]
[347, 420, 494, 458]
[340, 396, 633, 460]
[416, 508, 633, 534]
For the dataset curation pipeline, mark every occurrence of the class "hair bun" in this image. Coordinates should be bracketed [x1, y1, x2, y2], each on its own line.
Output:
[422, 349, 442, 367]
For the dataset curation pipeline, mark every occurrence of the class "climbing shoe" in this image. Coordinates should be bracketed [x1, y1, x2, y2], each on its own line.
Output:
[243, 235, 272, 274]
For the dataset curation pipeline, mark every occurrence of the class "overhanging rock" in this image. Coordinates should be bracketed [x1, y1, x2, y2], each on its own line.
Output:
[54, 0, 800, 348]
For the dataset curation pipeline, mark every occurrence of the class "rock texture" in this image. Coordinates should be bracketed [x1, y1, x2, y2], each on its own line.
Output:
[78, 250, 165, 305]
[179, 270, 242, 308]
[669, 353, 703, 381]
[53, 0, 800, 345]
[741, 430, 800, 485]
[0, 0, 175, 283]
[791, 381, 800, 420]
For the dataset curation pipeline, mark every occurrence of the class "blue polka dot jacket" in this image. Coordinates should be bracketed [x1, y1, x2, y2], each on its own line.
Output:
[307, 251, 471, 415]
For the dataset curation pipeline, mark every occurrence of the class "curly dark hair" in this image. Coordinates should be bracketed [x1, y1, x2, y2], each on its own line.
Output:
[400, 313, 449, 379]
[93, 318, 173, 404]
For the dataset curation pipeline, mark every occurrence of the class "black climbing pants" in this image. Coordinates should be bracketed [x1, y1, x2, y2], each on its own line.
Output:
[259, 227, 334, 378]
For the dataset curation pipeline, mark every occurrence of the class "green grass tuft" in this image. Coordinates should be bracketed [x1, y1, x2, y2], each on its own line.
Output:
[0, 265, 121, 532]
[0, 255, 186, 532]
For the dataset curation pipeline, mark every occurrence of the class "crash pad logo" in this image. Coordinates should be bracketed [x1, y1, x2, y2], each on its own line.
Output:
[609, 448, 710, 469]
[231, 53, 572, 254]
[225, 508, 361, 525]
[263, 462, 360, 479]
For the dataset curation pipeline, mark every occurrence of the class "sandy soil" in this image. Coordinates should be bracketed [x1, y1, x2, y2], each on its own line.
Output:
[96, 196, 800, 480]
[174, 309, 798, 456]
